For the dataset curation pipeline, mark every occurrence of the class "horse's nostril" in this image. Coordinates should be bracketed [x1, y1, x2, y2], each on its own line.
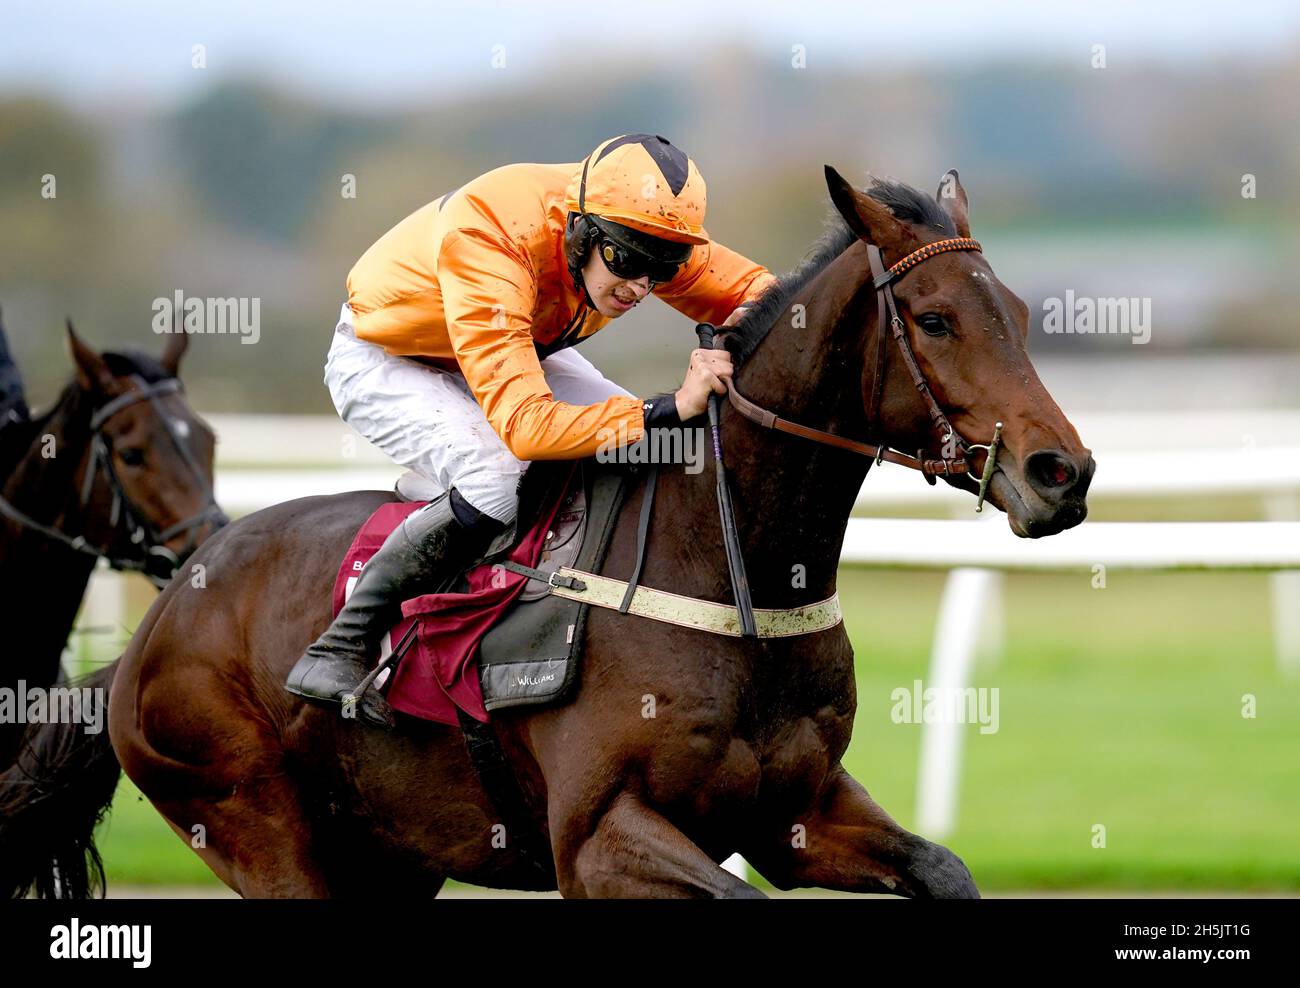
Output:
[1025, 450, 1077, 494]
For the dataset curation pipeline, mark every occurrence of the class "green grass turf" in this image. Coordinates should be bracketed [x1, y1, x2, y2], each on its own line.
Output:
[836, 569, 1300, 892]
[92, 568, 1300, 892]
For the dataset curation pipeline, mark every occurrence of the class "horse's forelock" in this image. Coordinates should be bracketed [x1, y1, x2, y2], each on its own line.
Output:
[864, 177, 957, 236]
[101, 347, 173, 384]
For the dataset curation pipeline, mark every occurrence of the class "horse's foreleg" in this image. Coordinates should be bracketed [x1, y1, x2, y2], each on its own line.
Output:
[559, 790, 767, 899]
[744, 765, 979, 899]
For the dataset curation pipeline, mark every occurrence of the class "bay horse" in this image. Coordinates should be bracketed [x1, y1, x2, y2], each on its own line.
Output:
[1, 168, 1092, 898]
[0, 318, 225, 767]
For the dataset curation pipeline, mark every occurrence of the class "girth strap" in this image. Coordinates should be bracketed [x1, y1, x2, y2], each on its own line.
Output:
[498, 559, 587, 591]
[455, 708, 555, 884]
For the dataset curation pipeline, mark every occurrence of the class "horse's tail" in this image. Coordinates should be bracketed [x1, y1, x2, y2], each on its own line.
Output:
[0, 660, 122, 899]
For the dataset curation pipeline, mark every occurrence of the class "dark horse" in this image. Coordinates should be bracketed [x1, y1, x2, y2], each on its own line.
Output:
[0, 317, 225, 768]
[2, 169, 1091, 898]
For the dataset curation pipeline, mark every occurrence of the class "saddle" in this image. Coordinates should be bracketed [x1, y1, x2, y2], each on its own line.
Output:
[332, 459, 636, 726]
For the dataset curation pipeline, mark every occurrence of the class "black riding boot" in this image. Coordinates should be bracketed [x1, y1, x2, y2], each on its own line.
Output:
[285, 487, 509, 726]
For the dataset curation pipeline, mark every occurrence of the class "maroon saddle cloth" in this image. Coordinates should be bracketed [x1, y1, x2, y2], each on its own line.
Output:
[331, 462, 577, 726]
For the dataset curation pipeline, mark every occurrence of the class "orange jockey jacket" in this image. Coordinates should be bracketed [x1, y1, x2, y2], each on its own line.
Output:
[346, 161, 776, 461]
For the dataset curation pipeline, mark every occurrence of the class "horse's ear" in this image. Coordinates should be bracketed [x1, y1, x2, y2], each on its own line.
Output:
[936, 168, 971, 238]
[160, 322, 188, 377]
[824, 165, 904, 246]
[66, 319, 116, 393]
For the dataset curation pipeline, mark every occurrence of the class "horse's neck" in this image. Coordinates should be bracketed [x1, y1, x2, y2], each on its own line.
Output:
[4, 386, 94, 521]
[0, 389, 99, 683]
[651, 244, 877, 607]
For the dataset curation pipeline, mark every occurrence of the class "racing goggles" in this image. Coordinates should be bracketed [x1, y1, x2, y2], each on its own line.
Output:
[597, 238, 685, 285]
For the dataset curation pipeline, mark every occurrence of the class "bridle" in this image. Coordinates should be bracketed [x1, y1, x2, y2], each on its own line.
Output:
[715, 235, 1005, 512]
[684, 235, 1006, 638]
[0, 375, 228, 588]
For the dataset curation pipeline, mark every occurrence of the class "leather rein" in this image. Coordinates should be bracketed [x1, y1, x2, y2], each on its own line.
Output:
[0, 375, 228, 588]
[714, 235, 1004, 510]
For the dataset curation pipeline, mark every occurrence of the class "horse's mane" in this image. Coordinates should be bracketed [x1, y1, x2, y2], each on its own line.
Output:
[725, 177, 956, 368]
[0, 414, 42, 473]
[724, 215, 856, 367]
[2, 379, 94, 477]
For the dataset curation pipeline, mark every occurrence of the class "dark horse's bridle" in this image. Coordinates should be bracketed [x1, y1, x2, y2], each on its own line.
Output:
[716, 236, 1004, 503]
[0, 376, 228, 588]
[695, 235, 1005, 636]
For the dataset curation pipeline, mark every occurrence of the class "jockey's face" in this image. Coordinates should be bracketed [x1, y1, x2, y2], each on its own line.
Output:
[580, 246, 654, 318]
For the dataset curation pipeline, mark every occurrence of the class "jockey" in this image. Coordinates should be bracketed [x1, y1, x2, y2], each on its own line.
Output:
[286, 134, 776, 716]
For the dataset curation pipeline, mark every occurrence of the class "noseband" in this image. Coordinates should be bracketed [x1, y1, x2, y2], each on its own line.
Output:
[716, 235, 1004, 511]
[0, 375, 228, 588]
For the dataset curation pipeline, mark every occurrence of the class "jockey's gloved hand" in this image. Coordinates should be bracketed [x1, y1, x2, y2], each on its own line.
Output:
[641, 392, 686, 431]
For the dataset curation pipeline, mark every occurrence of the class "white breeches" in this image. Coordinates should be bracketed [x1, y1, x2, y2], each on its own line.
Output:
[323, 303, 633, 523]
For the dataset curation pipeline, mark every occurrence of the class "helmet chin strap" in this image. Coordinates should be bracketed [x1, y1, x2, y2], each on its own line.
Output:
[564, 212, 598, 311]
[563, 210, 661, 313]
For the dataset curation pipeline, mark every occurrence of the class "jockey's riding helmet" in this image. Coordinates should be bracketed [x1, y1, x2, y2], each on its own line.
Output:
[564, 134, 707, 296]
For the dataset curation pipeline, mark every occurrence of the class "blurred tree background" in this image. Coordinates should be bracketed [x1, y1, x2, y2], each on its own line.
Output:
[2, 47, 1297, 413]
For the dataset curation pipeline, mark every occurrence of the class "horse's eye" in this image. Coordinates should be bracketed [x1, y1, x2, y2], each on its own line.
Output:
[119, 448, 146, 467]
[917, 313, 950, 338]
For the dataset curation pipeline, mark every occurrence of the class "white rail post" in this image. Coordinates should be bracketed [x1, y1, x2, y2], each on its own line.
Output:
[1266, 492, 1300, 677]
[976, 571, 1004, 669]
[76, 559, 125, 677]
[915, 566, 999, 841]
[947, 501, 1004, 671]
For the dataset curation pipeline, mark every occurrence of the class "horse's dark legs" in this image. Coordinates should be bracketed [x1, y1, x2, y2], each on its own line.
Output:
[560, 790, 766, 899]
[744, 765, 979, 899]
